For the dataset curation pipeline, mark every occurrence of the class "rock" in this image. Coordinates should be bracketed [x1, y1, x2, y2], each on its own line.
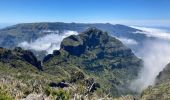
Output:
[0, 47, 42, 70]
[115, 95, 136, 100]
[22, 93, 48, 100]
[70, 71, 85, 83]
[14, 47, 23, 52]
[56, 81, 69, 88]
[21, 49, 42, 70]
[61, 35, 85, 56]
[49, 80, 69, 88]
[53, 50, 60, 55]
[49, 82, 58, 87]
[43, 54, 54, 62]
[156, 63, 170, 84]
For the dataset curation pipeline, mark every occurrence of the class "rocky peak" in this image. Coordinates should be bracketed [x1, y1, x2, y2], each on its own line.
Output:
[60, 28, 132, 57]
[43, 28, 142, 96]
[0, 47, 42, 70]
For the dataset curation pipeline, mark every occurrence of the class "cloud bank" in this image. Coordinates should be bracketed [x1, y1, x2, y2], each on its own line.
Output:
[131, 26, 170, 40]
[116, 37, 138, 45]
[130, 27, 170, 92]
[18, 30, 78, 54]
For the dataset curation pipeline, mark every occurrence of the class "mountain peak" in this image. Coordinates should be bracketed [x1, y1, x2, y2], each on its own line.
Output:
[60, 28, 127, 57]
[43, 28, 142, 96]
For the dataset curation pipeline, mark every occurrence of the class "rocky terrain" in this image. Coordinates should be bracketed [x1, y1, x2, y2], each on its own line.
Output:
[0, 47, 103, 99]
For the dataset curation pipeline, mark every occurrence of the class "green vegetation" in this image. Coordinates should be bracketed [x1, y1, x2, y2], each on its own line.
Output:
[140, 82, 170, 100]
[0, 88, 13, 100]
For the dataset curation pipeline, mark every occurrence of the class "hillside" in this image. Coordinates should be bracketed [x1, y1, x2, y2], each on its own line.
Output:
[156, 63, 170, 84]
[0, 47, 107, 99]
[140, 63, 170, 100]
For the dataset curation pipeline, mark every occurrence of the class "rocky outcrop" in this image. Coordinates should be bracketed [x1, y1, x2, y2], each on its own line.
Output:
[60, 28, 134, 58]
[156, 63, 170, 84]
[22, 93, 49, 100]
[0, 47, 42, 70]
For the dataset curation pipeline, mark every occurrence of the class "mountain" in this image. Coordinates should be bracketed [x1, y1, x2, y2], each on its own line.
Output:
[43, 28, 142, 97]
[0, 22, 148, 56]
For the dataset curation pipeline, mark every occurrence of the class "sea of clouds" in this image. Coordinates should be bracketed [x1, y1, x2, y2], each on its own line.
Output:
[18, 30, 78, 54]
[132, 26, 170, 40]
[116, 37, 138, 45]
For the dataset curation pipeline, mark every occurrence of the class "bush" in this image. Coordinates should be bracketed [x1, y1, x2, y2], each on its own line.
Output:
[51, 89, 70, 100]
[45, 88, 70, 100]
[0, 91, 13, 100]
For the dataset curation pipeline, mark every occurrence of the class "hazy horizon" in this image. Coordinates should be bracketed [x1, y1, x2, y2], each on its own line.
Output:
[0, 0, 170, 27]
[0, 22, 170, 30]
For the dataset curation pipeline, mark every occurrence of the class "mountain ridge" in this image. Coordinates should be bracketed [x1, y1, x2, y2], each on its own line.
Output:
[0, 22, 147, 50]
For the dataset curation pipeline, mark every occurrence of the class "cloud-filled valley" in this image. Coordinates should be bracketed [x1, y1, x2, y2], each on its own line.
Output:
[131, 26, 170, 40]
[18, 30, 78, 54]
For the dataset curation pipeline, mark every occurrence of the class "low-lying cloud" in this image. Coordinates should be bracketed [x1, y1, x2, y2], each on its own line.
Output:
[18, 30, 78, 54]
[116, 37, 138, 45]
[130, 37, 170, 92]
[131, 26, 170, 40]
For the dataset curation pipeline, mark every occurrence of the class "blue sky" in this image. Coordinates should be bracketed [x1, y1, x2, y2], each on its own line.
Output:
[0, 0, 170, 26]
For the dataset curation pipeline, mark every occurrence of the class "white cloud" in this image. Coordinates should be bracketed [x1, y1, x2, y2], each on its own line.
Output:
[18, 30, 78, 54]
[130, 40, 170, 92]
[116, 37, 138, 45]
[131, 26, 170, 40]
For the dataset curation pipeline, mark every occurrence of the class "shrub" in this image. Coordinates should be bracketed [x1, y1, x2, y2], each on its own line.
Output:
[0, 90, 13, 100]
